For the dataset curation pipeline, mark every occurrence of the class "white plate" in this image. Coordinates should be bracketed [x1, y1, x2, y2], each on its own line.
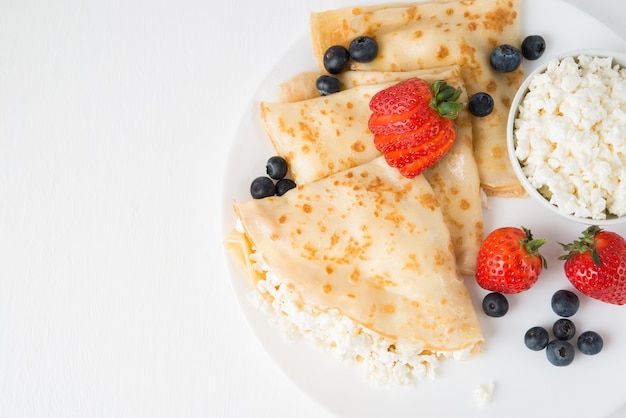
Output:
[221, 1, 626, 417]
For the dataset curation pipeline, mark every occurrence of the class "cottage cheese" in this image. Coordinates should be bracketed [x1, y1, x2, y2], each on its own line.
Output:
[514, 54, 626, 220]
[245, 247, 473, 387]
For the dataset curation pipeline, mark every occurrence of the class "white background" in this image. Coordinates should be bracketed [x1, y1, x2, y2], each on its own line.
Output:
[1, 0, 625, 417]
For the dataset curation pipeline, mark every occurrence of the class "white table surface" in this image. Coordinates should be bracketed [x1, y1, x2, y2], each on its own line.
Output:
[1, 1, 625, 417]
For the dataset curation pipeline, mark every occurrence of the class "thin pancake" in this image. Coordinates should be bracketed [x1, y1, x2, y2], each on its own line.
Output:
[232, 157, 483, 351]
[309, 0, 526, 197]
[262, 66, 483, 274]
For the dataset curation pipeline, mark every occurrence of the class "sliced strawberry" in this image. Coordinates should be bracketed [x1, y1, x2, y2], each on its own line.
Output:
[398, 126, 455, 178]
[382, 121, 455, 175]
[374, 125, 435, 153]
[368, 77, 463, 179]
[369, 78, 431, 115]
[368, 106, 436, 135]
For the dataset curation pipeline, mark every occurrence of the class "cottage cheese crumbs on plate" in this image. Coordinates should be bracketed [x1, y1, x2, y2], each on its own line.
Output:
[247, 266, 472, 387]
[473, 382, 495, 407]
[514, 54, 626, 220]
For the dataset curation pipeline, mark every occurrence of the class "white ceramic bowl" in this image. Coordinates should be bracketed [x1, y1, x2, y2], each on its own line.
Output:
[507, 49, 626, 225]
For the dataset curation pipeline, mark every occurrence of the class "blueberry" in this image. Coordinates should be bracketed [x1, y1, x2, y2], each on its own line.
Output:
[266, 156, 288, 180]
[546, 339, 575, 366]
[323, 45, 350, 74]
[349, 36, 378, 63]
[275, 178, 297, 196]
[468, 92, 494, 117]
[490, 44, 523, 73]
[577, 331, 604, 355]
[482, 292, 509, 317]
[524, 326, 550, 351]
[250, 176, 275, 199]
[521, 35, 546, 60]
[551, 289, 580, 317]
[316, 75, 341, 96]
[553, 318, 576, 341]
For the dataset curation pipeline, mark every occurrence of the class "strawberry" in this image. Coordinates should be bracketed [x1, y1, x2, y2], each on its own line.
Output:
[559, 225, 626, 305]
[368, 78, 463, 178]
[475, 227, 547, 294]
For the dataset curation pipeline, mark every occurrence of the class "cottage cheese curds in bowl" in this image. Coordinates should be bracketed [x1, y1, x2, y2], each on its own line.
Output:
[507, 49, 626, 225]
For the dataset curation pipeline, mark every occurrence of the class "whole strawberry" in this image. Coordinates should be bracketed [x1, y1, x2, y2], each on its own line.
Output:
[476, 227, 547, 294]
[367, 78, 462, 178]
[559, 225, 626, 305]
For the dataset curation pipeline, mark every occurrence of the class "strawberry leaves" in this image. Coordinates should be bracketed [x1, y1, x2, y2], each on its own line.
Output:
[430, 80, 463, 119]
[558, 225, 602, 266]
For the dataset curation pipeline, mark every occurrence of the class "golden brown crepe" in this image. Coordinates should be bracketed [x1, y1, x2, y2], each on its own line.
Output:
[309, 0, 526, 197]
[262, 66, 483, 274]
[229, 157, 483, 352]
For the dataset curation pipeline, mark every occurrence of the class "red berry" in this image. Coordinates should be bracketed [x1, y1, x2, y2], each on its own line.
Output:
[475, 226, 547, 294]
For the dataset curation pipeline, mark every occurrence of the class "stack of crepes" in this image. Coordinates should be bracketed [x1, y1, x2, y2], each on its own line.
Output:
[227, 0, 525, 385]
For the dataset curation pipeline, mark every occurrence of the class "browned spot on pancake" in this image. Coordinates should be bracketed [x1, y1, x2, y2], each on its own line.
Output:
[322, 283, 333, 294]
[351, 141, 366, 152]
[507, 69, 525, 87]
[383, 304, 396, 314]
[349, 268, 360, 284]
[297, 121, 317, 143]
[446, 7, 454, 15]
[450, 186, 460, 196]
[325, 265, 334, 275]
[486, 79, 497, 93]
[404, 6, 418, 21]
[483, 7, 517, 33]
[346, 293, 356, 299]
[302, 203, 312, 213]
[278, 215, 287, 224]
[302, 242, 319, 260]
[278, 116, 295, 137]
[346, 101, 354, 110]
[384, 211, 405, 228]
[369, 303, 377, 318]
[437, 45, 450, 60]
[270, 233, 279, 241]
[434, 249, 446, 266]
[360, 171, 369, 178]
[492, 146, 504, 159]
[501, 96, 511, 108]
[464, 11, 480, 19]
[467, 21, 477, 31]
[460, 199, 471, 211]
[419, 192, 438, 211]
[404, 253, 422, 273]
[413, 30, 423, 39]
[440, 297, 448, 305]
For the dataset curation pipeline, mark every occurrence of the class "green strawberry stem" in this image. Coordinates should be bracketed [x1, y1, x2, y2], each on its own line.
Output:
[430, 80, 463, 119]
[558, 225, 603, 266]
[521, 226, 548, 268]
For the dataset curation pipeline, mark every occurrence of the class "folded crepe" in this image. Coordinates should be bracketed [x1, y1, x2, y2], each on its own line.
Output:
[309, 0, 526, 197]
[261, 66, 483, 274]
[229, 157, 483, 355]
